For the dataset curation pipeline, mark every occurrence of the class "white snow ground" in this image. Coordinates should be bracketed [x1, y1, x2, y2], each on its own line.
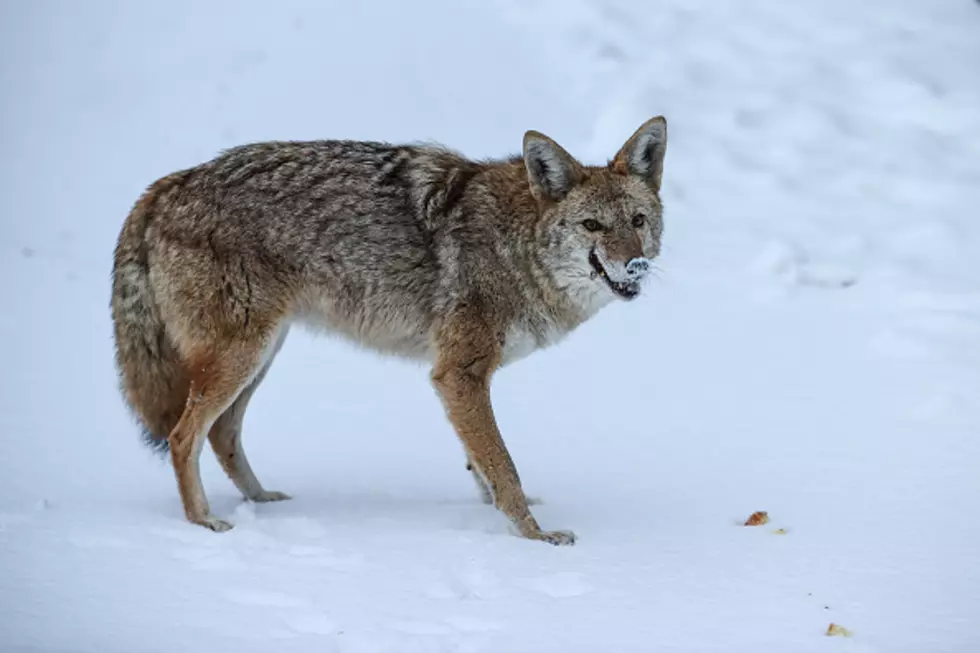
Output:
[2, 0, 979, 651]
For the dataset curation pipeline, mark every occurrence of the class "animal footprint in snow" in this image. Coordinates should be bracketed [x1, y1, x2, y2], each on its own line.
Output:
[749, 239, 858, 290]
[427, 560, 504, 600]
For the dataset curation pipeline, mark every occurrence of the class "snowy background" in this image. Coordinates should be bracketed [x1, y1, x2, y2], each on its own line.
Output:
[2, 1, 979, 651]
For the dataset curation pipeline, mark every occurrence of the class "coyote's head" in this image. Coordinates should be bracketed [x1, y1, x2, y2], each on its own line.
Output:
[523, 117, 667, 309]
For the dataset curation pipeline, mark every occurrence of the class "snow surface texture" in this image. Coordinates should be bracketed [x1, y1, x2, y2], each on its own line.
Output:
[2, 1, 979, 651]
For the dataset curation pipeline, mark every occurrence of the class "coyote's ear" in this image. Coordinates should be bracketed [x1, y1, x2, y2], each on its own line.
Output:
[610, 116, 667, 193]
[523, 131, 584, 202]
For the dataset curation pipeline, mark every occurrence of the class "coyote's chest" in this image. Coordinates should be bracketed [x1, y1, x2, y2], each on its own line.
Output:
[499, 320, 567, 366]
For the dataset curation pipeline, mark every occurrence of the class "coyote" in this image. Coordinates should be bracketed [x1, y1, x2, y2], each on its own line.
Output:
[111, 116, 668, 545]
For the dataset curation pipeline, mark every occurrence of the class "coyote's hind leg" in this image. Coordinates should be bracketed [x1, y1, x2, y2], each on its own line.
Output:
[169, 330, 280, 531]
[208, 330, 290, 503]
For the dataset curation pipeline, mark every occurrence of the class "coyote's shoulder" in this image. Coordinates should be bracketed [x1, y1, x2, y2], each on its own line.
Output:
[111, 117, 668, 544]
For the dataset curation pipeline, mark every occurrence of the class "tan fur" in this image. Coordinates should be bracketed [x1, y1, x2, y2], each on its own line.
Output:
[111, 117, 668, 544]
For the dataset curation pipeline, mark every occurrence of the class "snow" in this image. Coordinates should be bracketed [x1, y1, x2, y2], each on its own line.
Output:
[2, 0, 979, 651]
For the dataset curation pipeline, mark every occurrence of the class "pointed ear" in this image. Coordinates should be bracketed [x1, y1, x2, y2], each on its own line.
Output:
[610, 116, 667, 192]
[523, 130, 584, 202]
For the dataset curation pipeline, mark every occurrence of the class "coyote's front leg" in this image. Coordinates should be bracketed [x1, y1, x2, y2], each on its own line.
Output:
[431, 312, 575, 546]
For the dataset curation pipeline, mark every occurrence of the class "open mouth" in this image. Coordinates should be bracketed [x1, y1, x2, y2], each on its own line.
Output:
[589, 249, 640, 300]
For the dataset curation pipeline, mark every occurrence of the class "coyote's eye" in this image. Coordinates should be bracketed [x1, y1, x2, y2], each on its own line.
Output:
[582, 219, 603, 232]
[631, 214, 646, 228]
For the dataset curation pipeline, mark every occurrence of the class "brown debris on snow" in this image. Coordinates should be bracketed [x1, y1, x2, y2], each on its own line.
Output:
[825, 623, 853, 637]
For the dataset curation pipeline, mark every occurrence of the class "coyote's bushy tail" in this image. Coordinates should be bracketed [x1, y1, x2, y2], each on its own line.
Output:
[110, 174, 190, 454]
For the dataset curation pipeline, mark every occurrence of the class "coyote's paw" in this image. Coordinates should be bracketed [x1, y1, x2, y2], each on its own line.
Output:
[250, 490, 292, 503]
[195, 515, 234, 532]
[531, 529, 576, 546]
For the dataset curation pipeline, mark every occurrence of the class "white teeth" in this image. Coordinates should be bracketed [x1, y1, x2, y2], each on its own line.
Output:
[596, 256, 630, 284]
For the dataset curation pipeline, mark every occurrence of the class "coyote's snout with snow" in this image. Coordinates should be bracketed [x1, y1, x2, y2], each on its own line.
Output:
[111, 116, 668, 544]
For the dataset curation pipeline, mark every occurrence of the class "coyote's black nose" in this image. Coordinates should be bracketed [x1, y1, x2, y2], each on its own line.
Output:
[626, 258, 651, 279]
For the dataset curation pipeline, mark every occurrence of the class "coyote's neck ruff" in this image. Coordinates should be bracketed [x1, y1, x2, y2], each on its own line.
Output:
[111, 117, 668, 544]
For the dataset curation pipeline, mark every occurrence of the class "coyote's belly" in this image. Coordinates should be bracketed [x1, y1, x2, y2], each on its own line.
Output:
[292, 286, 435, 361]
